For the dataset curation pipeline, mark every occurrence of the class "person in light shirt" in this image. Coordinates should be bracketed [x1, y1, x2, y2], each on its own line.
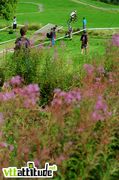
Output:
[70, 10, 77, 21]
[13, 16, 17, 30]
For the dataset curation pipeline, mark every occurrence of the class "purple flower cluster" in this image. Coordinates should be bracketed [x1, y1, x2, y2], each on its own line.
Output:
[52, 88, 81, 107]
[112, 34, 119, 47]
[10, 76, 23, 87]
[0, 113, 4, 124]
[95, 96, 107, 112]
[97, 66, 105, 74]
[83, 64, 94, 75]
[0, 77, 40, 108]
[0, 91, 15, 101]
[92, 96, 111, 121]
[0, 142, 14, 151]
[84, 64, 106, 76]
[14, 84, 40, 108]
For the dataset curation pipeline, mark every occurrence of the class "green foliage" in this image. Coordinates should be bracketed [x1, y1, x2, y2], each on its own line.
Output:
[0, 0, 18, 20]
[4, 49, 41, 84]
[28, 24, 42, 31]
[0, 34, 119, 179]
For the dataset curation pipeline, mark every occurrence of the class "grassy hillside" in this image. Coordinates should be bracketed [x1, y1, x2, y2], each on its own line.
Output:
[0, 0, 119, 28]
[0, 0, 119, 53]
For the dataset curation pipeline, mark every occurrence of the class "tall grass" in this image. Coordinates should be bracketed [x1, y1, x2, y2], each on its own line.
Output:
[0, 41, 119, 179]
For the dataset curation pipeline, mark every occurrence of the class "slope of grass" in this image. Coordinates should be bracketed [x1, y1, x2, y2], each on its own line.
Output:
[0, 0, 119, 27]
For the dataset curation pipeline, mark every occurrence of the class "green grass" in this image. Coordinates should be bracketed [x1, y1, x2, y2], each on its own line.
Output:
[0, 0, 119, 27]
[16, 2, 38, 14]
[78, 0, 119, 9]
[0, 0, 119, 58]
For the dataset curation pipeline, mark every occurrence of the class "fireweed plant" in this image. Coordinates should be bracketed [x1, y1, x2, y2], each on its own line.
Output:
[0, 37, 119, 179]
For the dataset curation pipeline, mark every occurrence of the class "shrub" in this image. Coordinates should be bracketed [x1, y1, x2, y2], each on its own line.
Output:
[28, 23, 42, 31]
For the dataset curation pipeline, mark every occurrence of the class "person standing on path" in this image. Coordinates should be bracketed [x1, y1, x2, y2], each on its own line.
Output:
[50, 26, 56, 46]
[83, 17, 87, 31]
[68, 25, 73, 40]
[13, 16, 17, 30]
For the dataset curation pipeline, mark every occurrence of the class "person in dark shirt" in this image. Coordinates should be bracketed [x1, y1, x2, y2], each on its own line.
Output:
[14, 27, 30, 51]
[80, 32, 88, 54]
[50, 26, 57, 46]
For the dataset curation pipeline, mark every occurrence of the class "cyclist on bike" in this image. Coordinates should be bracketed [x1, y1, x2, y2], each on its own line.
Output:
[70, 10, 77, 21]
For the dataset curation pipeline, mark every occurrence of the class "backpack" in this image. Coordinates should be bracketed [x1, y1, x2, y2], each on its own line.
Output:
[46, 33, 51, 38]
[15, 37, 30, 50]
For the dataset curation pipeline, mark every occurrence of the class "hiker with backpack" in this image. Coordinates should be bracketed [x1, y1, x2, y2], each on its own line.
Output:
[14, 27, 30, 51]
[80, 31, 88, 54]
[46, 25, 57, 46]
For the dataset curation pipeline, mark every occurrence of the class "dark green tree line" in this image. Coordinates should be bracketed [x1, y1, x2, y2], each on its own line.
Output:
[96, 0, 119, 5]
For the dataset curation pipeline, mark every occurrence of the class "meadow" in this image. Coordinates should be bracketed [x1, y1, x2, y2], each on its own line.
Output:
[0, 0, 119, 52]
[0, 0, 119, 180]
[0, 0, 118, 27]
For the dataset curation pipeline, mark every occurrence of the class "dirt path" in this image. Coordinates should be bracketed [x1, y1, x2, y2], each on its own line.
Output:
[17, 2, 44, 15]
[71, 0, 119, 12]
[1, 27, 119, 55]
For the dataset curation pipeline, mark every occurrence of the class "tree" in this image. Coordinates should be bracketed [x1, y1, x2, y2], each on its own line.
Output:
[0, 0, 18, 20]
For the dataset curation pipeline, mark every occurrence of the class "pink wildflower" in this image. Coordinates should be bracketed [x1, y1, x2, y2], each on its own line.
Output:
[0, 113, 4, 124]
[95, 96, 107, 112]
[83, 64, 94, 74]
[77, 128, 84, 133]
[10, 76, 22, 86]
[92, 111, 104, 121]
[9, 145, 14, 151]
[2, 91, 15, 101]
[0, 142, 8, 148]
[56, 155, 65, 165]
[34, 159, 40, 167]
[3, 82, 10, 89]
[112, 34, 119, 46]
[51, 99, 62, 106]
[97, 66, 105, 74]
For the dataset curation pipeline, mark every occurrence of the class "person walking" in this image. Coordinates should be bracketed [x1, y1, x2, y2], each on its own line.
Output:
[14, 27, 30, 51]
[80, 31, 88, 54]
[50, 26, 56, 46]
[68, 26, 73, 40]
